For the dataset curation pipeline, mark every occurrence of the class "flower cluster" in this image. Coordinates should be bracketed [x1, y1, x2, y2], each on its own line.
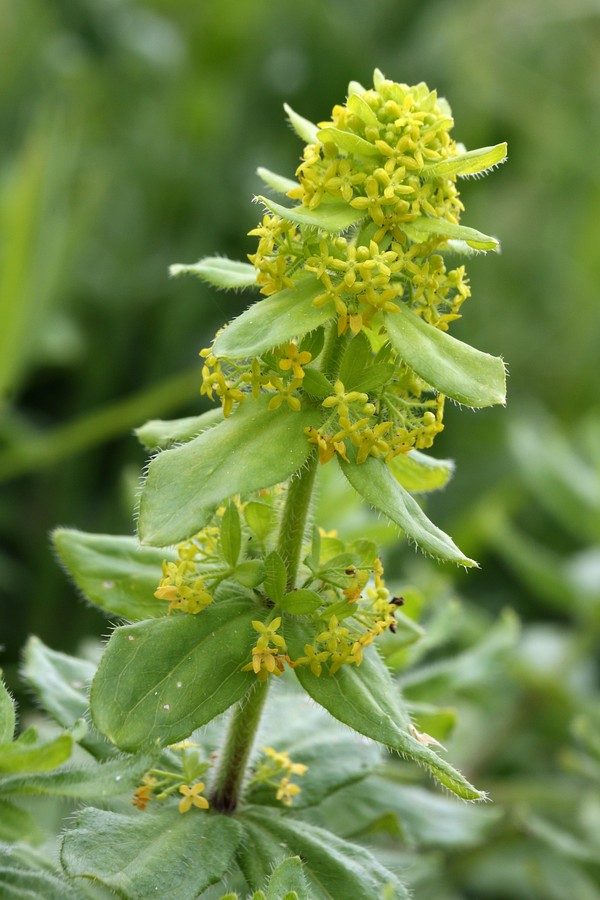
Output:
[250, 746, 308, 807]
[154, 532, 218, 614]
[306, 370, 444, 465]
[132, 742, 211, 815]
[203, 72, 490, 463]
[241, 617, 291, 681]
[293, 556, 401, 676]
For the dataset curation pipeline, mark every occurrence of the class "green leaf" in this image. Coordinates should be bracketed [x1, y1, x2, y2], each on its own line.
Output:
[302, 367, 334, 399]
[53, 529, 169, 621]
[317, 127, 381, 161]
[0, 673, 15, 744]
[257, 167, 299, 195]
[388, 450, 454, 493]
[21, 636, 112, 760]
[244, 501, 277, 542]
[257, 196, 365, 234]
[90, 594, 260, 751]
[169, 256, 257, 289]
[422, 142, 507, 179]
[212, 276, 332, 360]
[285, 619, 483, 800]
[0, 864, 80, 898]
[138, 396, 321, 547]
[338, 331, 373, 389]
[403, 216, 500, 251]
[340, 456, 476, 566]
[346, 93, 380, 128]
[283, 102, 319, 144]
[247, 690, 380, 810]
[264, 551, 287, 604]
[0, 731, 72, 774]
[0, 801, 44, 843]
[277, 589, 322, 615]
[221, 501, 242, 567]
[135, 407, 224, 451]
[61, 806, 242, 900]
[239, 810, 408, 900]
[235, 559, 266, 589]
[266, 858, 309, 900]
[313, 776, 499, 848]
[0, 753, 155, 799]
[384, 307, 506, 408]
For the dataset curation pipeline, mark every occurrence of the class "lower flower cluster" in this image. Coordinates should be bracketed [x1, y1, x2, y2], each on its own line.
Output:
[154, 495, 404, 684]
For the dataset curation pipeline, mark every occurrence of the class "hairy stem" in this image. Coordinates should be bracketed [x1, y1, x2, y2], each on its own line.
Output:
[209, 679, 270, 813]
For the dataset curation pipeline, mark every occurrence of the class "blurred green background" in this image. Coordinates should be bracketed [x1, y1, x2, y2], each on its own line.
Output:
[1, 1, 600, 895]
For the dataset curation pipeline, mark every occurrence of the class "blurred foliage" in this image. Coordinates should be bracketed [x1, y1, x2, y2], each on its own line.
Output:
[0, 0, 599, 893]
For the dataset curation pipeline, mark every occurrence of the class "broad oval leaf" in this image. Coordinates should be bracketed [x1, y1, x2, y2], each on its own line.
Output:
[90, 594, 261, 751]
[135, 407, 223, 451]
[283, 102, 319, 144]
[257, 167, 299, 195]
[257, 195, 365, 234]
[213, 276, 332, 360]
[285, 618, 484, 800]
[422, 142, 507, 179]
[61, 806, 242, 900]
[53, 529, 169, 620]
[221, 501, 242, 567]
[384, 307, 506, 408]
[138, 396, 322, 547]
[388, 449, 454, 493]
[239, 809, 408, 900]
[169, 256, 257, 289]
[403, 216, 499, 251]
[340, 456, 476, 567]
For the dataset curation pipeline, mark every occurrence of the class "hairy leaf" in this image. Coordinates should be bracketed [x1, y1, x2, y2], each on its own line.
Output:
[384, 307, 506, 408]
[212, 276, 332, 359]
[138, 396, 321, 547]
[283, 102, 319, 144]
[422, 142, 507, 179]
[388, 450, 454, 493]
[135, 407, 223, 451]
[286, 619, 484, 800]
[90, 594, 260, 751]
[340, 456, 476, 566]
[239, 810, 408, 900]
[0, 674, 15, 744]
[257, 167, 299, 195]
[169, 256, 257, 289]
[258, 196, 365, 234]
[61, 806, 242, 900]
[53, 529, 169, 620]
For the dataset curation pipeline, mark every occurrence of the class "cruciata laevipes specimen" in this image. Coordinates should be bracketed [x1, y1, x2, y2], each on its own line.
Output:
[47, 69, 507, 897]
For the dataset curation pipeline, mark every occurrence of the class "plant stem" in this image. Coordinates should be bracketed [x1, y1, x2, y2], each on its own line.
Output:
[209, 679, 270, 813]
[277, 452, 319, 589]
[210, 321, 343, 813]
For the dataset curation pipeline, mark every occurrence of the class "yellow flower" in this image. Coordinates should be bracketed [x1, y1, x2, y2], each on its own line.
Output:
[178, 782, 209, 814]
